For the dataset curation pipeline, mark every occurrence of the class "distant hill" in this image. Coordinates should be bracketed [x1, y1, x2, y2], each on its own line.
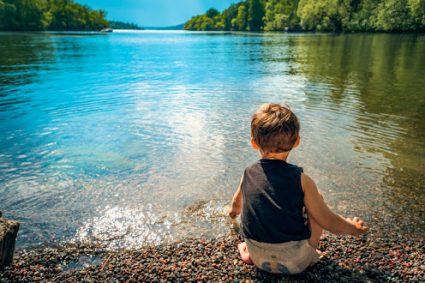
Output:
[109, 21, 143, 30]
[143, 24, 184, 30]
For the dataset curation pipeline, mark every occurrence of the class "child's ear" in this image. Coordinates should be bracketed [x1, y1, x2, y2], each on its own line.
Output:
[251, 138, 259, 150]
[293, 135, 301, 149]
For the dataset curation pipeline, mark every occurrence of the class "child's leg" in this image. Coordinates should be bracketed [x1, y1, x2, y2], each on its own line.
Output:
[308, 217, 323, 249]
[307, 193, 324, 250]
[238, 242, 253, 265]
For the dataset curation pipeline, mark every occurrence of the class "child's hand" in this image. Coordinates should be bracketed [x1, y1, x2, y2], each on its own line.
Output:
[346, 217, 368, 236]
[228, 204, 241, 219]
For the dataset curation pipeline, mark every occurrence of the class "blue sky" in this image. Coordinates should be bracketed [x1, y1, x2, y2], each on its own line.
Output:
[78, 0, 238, 27]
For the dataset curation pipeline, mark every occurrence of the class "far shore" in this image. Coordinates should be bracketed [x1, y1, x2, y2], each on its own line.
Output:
[1, 30, 425, 34]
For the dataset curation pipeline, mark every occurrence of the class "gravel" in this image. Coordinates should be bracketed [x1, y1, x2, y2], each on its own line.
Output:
[1, 231, 424, 282]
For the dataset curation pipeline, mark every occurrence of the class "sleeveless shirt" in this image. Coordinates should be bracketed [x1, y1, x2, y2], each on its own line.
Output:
[240, 159, 311, 243]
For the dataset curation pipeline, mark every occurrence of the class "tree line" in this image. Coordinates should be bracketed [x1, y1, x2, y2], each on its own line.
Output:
[0, 0, 109, 31]
[109, 21, 143, 30]
[184, 0, 425, 32]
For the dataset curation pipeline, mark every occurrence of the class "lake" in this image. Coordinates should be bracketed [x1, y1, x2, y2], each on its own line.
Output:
[0, 31, 424, 249]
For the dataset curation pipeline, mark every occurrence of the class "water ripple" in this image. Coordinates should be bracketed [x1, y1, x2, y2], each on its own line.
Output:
[1, 32, 424, 248]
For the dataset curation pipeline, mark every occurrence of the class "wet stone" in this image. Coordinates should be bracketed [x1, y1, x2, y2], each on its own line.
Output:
[0, 233, 424, 282]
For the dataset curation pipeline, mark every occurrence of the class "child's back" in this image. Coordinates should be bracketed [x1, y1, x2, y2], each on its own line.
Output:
[229, 103, 368, 274]
[241, 159, 309, 243]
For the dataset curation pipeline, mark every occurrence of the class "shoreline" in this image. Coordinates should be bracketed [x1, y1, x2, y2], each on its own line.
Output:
[1, 30, 425, 34]
[1, 232, 423, 282]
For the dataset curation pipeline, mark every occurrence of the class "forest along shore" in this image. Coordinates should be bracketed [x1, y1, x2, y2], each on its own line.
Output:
[1, 231, 424, 282]
[184, 0, 425, 32]
[0, 0, 142, 32]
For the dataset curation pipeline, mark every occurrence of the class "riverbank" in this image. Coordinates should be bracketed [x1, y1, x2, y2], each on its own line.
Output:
[1, 231, 423, 282]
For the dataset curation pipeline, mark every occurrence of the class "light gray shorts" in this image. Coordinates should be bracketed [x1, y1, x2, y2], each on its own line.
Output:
[245, 238, 319, 274]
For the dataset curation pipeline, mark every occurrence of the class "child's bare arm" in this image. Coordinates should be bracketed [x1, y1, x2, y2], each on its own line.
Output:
[302, 173, 368, 236]
[228, 175, 244, 218]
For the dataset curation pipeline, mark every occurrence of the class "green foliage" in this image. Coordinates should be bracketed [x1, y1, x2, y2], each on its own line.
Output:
[206, 8, 219, 19]
[0, 1, 17, 30]
[184, 14, 218, 31]
[342, 0, 380, 31]
[263, 0, 300, 31]
[48, 0, 108, 31]
[408, 0, 425, 30]
[221, 3, 242, 30]
[0, 0, 108, 31]
[184, 0, 425, 32]
[0, 0, 48, 30]
[109, 21, 143, 30]
[375, 0, 416, 31]
[184, 7, 224, 31]
[234, 4, 248, 31]
[248, 0, 264, 31]
[297, 0, 349, 32]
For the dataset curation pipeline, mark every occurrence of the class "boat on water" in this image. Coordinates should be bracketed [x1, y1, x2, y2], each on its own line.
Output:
[100, 28, 113, 32]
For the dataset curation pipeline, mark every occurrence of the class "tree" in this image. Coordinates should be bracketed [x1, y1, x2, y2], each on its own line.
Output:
[408, 0, 425, 30]
[47, 0, 108, 31]
[184, 8, 224, 31]
[376, 0, 416, 31]
[263, 0, 300, 31]
[109, 21, 143, 30]
[0, 0, 109, 31]
[343, 0, 380, 31]
[234, 4, 248, 31]
[0, 1, 17, 30]
[297, 0, 349, 32]
[0, 0, 49, 31]
[183, 0, 425, 32]
[248, 0, 264, 31]
[221, 3, 242, 30]
[206, 8, 219, 18]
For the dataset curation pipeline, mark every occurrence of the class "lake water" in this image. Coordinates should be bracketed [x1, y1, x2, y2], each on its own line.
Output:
[0, 31, 424, 249]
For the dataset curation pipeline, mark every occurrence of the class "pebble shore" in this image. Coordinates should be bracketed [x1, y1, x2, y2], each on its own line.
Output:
[1, 232, 424, 282]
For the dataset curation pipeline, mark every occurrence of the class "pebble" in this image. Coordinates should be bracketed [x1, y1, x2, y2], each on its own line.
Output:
[0, 233, 423, 282]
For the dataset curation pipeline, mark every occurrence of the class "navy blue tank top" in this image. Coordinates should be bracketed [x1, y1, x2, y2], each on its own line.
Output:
[240, 159, 311, 243]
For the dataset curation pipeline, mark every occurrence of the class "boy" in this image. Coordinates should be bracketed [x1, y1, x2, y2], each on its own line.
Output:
[229, 103, 368, 274]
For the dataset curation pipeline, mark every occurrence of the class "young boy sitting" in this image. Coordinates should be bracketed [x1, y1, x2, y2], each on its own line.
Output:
[229, 103, 368, 274]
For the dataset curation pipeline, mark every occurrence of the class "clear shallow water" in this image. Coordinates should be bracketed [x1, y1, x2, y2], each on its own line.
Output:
[0, 31, 424, 249]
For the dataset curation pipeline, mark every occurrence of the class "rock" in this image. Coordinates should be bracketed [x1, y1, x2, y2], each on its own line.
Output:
[0, 214, 20, 271]
[1, 234, 424, 282]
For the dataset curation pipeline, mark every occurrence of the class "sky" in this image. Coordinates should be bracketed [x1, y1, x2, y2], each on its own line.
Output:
[78, 0, 238, 27]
